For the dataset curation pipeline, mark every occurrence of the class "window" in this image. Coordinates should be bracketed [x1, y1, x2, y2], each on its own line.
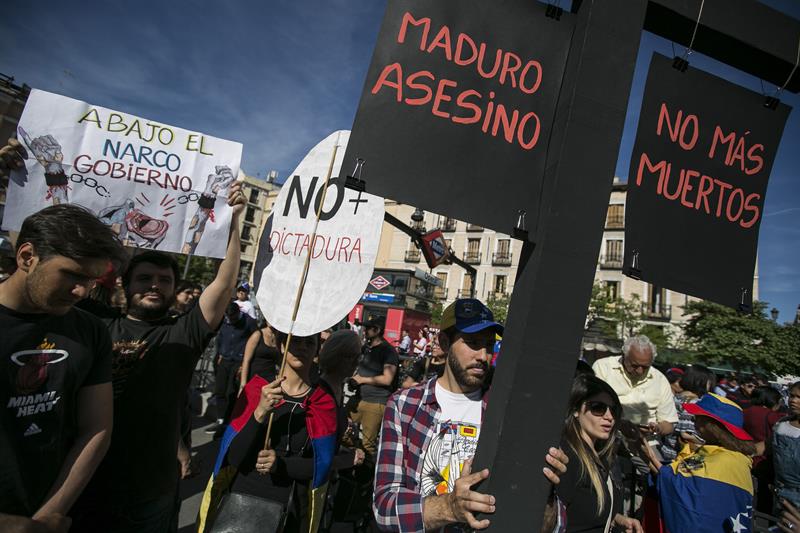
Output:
[436, 272, 448, 289]
[606, 204, 624, 228]
[605, 280, 619, 300]
[496, 239, 510, 255]
[240, 243, 249, 254]
[241, 225, 252, 241]
[249, 189, 259, 204]
[465, 238, 481, 264]
[605, 240, 623, 261]
[460, 273, 474, 297]
[493, 239, 512, 265]
[494, 275, 507, 293]
[245, 206, 256, 223]
[648, 284, 667, 313]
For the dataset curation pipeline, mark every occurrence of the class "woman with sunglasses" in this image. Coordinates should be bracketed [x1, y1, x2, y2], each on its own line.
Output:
[556, 374, 643, 532]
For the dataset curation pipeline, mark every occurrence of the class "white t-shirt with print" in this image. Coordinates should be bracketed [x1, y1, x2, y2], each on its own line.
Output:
[419, 382, 482, 497]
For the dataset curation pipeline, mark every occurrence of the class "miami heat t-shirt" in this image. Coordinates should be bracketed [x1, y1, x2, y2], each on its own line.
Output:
[0, 303, 111, 516]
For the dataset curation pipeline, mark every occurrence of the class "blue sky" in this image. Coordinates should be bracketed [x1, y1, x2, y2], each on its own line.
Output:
[1, 0, 798, 321]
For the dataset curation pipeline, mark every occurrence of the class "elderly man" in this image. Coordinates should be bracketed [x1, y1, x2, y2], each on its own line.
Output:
[592, 335, 677, 438]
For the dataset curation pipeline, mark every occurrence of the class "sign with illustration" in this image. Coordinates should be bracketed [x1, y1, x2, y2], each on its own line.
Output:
[2, 89, 243, 258]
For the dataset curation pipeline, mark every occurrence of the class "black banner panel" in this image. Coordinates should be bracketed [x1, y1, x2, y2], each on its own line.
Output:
[624, 53, 791, 310]
[343, 0, 574, 236]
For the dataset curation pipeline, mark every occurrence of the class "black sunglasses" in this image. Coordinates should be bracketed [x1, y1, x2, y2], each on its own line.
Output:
[585, 400, 618, 418]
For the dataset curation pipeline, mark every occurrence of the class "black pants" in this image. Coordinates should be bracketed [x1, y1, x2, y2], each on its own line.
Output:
[214, 358, 242, 423]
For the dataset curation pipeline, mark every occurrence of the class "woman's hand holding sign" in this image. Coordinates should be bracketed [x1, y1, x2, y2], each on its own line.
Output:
[254, 378, 285, 423]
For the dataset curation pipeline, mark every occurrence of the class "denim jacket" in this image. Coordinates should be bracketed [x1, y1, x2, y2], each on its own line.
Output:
[773, 419, 800, 508]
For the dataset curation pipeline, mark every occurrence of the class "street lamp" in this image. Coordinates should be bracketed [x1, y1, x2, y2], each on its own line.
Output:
[770, 307, 779, 322]
[411, 208, 425, 232]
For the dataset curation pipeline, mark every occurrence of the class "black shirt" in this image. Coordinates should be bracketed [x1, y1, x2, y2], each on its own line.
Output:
[356, 340, 399, 404]
[249, 331, 281, 382]
[557, 442, 622, 532]
[80, 305, 212, 505]
[406, 356, 445, 383]
[0, 304, 111, 515]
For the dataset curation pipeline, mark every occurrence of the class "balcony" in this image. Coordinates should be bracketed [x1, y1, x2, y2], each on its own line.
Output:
[457, 289, 474, 299]
[599, 254, 623, 270]
[404, 249, 421, 263]
[433, 287, 447, 300]
[605, 214, 624, 229]
[641, 303, 672, 321]
[492, 252, 512, 266]
[441, 218, 457, 232]
[488, 290, 508, 301]
[463, 251, 482, 264]
[466, 223, 484, 232]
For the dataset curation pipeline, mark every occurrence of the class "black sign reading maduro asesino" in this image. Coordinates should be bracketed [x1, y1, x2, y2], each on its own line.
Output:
[343, 0, 573, 236]
[624, 53, 792, 309]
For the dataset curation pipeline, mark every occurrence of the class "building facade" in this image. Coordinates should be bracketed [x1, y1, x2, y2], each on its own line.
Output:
[238, 171, 281, 282]
[0, 75, 30, 258]
[376, 201, 520, 306]
[374, 179, 760, 338]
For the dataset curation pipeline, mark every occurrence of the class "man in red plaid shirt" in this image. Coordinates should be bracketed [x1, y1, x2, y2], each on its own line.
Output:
[374, 298, 568, 532]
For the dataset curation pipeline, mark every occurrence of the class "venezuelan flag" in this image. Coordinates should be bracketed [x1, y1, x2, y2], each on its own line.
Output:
[657, 444, 753, 533]
[197, 375, 338, 533]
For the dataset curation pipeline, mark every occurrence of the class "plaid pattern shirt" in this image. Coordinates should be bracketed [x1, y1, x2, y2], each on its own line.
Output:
[373, 378, 486, 532]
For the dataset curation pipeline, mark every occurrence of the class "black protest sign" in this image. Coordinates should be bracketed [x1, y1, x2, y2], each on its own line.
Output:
[624, 53, 791, 310]
[342, 0, 573, 236]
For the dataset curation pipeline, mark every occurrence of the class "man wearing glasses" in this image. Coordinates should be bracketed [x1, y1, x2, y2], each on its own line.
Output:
[592, 335, 677, 439]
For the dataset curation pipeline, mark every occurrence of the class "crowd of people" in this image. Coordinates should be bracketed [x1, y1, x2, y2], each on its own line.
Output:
[0, 138, 799, 533]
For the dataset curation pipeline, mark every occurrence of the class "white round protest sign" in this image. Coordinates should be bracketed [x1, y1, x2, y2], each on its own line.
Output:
[254, 130, 384, 336]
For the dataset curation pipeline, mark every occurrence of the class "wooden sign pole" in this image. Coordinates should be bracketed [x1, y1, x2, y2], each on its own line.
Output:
[263, 138, 341, 449]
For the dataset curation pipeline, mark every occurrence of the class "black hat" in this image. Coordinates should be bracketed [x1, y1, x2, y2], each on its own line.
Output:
[363, 318, 385, 333]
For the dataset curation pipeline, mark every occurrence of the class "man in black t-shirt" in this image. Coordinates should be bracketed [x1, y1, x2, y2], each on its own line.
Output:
[71, 182, 246, 532]
[0, 203, 126, 532]
[206, 302, 258, 434]
[351, 318, 399, 458]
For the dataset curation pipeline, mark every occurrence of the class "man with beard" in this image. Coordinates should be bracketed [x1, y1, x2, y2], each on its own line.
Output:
[70, 183, 246, 532]
[0, 204, 126, 533]
[374, 299, 569, 532]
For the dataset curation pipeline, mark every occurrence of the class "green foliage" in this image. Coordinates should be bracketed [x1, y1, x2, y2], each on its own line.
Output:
[174, 254, 218, 286]
[682, 300, 800, 375]
[430, 301, 444, 327]
[588, 283, 642, 339]
[638, 324, 672, 351]
[486, 293, 511, 325]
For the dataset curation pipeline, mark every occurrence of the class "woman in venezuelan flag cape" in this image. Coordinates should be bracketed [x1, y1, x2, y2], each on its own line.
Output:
[197, 330, 338, 533]
[643, 393, 756, 533]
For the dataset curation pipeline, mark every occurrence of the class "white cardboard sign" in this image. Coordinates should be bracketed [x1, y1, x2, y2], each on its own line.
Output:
[2, 89, 243, 258]
[255, 130, 384, 336]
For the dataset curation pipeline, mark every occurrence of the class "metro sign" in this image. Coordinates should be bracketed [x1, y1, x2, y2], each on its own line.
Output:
[420, 229, 450, 268]
[369, 275, 390, 291]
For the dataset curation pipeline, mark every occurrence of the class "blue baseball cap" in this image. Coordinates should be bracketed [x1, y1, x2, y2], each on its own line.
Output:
[440, 298, 503, 335]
